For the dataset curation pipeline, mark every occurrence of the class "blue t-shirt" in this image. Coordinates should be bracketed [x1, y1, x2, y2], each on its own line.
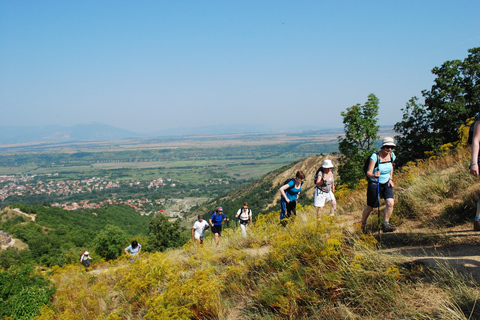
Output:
[210, 212, 226, 225]
[369, 152, 395, 184]
[283, 179, 304, 202]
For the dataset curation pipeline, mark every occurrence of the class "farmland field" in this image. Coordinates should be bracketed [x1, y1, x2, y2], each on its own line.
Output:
[0, 130, 344, 210]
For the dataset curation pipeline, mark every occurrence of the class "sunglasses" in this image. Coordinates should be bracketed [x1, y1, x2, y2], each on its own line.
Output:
[384, 146, 395, 150]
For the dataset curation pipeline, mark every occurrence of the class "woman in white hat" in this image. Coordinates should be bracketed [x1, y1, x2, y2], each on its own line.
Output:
[314, 159, 336, 218]
[361, 137, 397, 233]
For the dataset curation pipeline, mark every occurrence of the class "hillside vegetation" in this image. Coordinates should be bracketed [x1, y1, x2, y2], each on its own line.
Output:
[1, 145, 475, 319]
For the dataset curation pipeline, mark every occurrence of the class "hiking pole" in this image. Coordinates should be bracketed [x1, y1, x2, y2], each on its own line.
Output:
[377, 177, 381, 240]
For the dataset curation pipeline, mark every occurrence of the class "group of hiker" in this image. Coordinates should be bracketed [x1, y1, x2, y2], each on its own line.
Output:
[80, 240, 142, 270]
[278, 136, 398, 233]
[188, 136, 399, 248]
[82, 125, 480, 265]
[191, 203, 253, 245]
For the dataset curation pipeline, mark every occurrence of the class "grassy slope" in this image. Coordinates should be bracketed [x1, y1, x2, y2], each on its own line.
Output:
[37, 146, 480, 319]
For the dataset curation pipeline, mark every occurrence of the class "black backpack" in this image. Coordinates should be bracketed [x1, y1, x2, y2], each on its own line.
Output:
[363, 152, 394, 179]
[283, 178, 295, 189]
[314, 167, 324, 186]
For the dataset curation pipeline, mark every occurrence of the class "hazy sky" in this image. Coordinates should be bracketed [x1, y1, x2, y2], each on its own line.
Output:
[1, 1, 479, 134]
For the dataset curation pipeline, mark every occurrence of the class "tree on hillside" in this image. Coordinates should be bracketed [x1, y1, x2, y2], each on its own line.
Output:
[92, 225, 128, 260]
[337, 94, 380, 188]
[148, 214, 187, 252]
[394, 47, 480, 165]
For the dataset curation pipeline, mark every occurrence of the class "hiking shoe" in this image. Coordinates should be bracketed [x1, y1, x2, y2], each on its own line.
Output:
[361, 223, 368, 234]
[474, 220, 480, 231]
[382, 223, 397, 233]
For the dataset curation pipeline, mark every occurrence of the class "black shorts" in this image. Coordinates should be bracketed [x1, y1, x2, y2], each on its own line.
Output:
[239, 219, 249, 225]
[212, 225, 222, 235]
[367, 181, 394, 208]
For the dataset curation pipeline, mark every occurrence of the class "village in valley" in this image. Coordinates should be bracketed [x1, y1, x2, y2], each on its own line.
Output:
[0, 174, 172, 213]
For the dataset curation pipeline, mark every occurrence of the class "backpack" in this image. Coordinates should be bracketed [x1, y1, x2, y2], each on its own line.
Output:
[238, 208, 252, 221]
[314, 167, 325, 186]
[363, 152, 394, 179]
[283, 178, 295, 189]
[467, 114, 480, 145]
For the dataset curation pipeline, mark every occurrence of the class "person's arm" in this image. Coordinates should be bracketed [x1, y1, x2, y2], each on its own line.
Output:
[235, 209, 240, 218]
[249, 211, 253, 226]
[209, 217, 214, 227]
[124, 249, 129, 255]
[191, 227, 195, 241]
[471, 121, 480, 176]
[331, 180, 335, 193]
[315, 173, 323, 187]
[279, 184, 291, 203]
[223, 214, 229, 222]
[137, 246, 142, 254]
[366, 158, 379, 179]
[388, 162, 395, 187]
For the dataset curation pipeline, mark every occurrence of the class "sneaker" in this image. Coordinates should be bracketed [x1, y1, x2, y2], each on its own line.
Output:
[474, 220, 480, 231]
[382, 223, 397, 233]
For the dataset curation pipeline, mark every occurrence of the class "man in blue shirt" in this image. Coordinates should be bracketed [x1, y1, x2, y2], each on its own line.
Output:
[209, 207, 229, 245]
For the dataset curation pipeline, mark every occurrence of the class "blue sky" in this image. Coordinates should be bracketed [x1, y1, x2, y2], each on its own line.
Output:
[1, 1, 479, 134]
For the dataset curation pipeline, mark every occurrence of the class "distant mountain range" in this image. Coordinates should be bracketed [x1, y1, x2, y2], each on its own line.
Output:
[0, 122, 144, 144]
[0, 122, 394, 145]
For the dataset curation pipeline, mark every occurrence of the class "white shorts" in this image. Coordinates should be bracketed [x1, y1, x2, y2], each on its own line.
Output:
[194, 232, 205, 240]
[314, 189, 335, 207]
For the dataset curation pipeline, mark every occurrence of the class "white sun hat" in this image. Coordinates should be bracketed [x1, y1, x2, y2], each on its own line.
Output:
[322, 159, 334, 168]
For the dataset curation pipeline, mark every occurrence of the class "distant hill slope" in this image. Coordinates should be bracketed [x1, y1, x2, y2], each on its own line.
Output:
[0, 122, 143, 144]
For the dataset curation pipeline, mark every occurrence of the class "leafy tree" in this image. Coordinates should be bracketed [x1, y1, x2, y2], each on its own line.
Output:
[394, 47, 480, 164]
[337, 94, 380, 187]
[148, 214, 187, 252]
[0, 247, 31, 270]
[0, 264, 55, 320]
[92, 225, 128, 260]
[393, 97, 442, 165]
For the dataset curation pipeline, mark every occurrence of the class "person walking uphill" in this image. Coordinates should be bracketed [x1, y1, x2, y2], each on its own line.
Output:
[236, 202, 253, 237]
[191, 215, 209, 245]
[80, 251, 93, 270]
[209, 207, 229, 245]
[279, 171, 305, 226]
[361, 137, 397, 233]
[125, 241, 142, 260]
[314, 160, 336, 218]
[469, 112, 480, 230]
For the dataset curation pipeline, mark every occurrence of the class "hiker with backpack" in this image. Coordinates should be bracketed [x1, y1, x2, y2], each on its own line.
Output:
[235, 202, 253, 237]
[124, 240, 142, 260]
[209, 207, 229, 245]
[279, 171, 305, 226]
[314, 159, 337, 218]
[80, 251, 93, 270]
[361, 137, 397, 233]
[191, 214, 210, 245]
[469, 113, 480, 230]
